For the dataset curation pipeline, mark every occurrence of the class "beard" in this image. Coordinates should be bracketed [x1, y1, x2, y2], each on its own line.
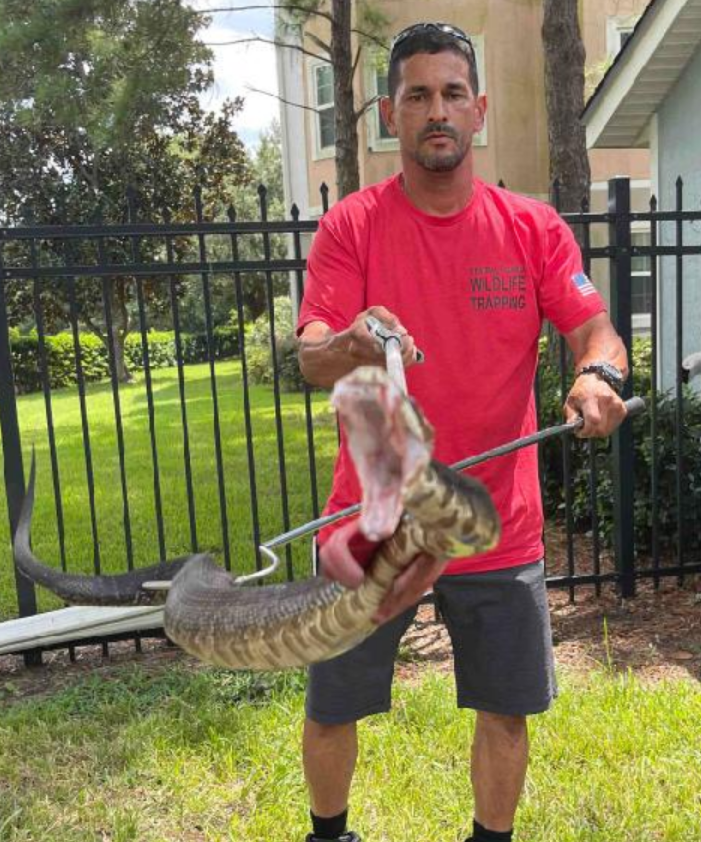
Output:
[411, 123, 469, 172]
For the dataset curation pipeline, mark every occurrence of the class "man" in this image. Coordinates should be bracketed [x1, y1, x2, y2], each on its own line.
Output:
[296, 22, 629, 842]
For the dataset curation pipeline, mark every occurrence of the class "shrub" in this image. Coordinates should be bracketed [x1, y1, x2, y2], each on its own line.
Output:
[538, 335, 701, 557]
[179, 326, 239, 364]
[244, 297, 305, 392]
[9, 330, 182, 393]
[124, 331, 176, 369]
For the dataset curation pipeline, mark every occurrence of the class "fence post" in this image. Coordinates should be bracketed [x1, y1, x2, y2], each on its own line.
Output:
[0, 240, 42, 656]
[608, 177, 636, 598]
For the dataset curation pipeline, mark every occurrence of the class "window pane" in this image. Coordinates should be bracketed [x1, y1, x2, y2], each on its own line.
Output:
[631, 254, 650, 273]
[378, 108, 392, 139]
[319, 107, 336, 148]
[619, 29, 634, 49]
[631, 230, 651, 273]
[631, 275, 652, 315]
[375, 71, 392, 140]
[316, 65, 334, 106]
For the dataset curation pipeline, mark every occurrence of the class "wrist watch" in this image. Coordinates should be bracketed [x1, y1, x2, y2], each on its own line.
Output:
[576, 361, 625, 395]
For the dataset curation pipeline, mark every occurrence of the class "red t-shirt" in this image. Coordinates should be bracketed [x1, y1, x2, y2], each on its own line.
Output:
[297, 175, 606, 574]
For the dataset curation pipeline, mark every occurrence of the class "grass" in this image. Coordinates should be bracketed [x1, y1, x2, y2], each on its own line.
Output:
[2, 361, 699, 840]
[0, 663, 699, 841]
[0, 361, 338, 620]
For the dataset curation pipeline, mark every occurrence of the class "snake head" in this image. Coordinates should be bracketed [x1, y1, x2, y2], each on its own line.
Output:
[331, 366, 434, 542]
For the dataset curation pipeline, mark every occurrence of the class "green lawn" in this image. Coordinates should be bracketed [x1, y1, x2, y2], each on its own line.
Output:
[0, 663, 699, 841]
[0, 361, 338, 620]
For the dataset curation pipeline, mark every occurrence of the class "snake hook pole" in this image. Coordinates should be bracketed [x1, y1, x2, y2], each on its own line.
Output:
[144, 321, 646, 590]
[251, 395, 646, 577]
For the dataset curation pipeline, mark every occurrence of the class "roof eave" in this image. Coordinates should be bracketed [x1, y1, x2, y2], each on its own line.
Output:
[583, 0, 701, 148]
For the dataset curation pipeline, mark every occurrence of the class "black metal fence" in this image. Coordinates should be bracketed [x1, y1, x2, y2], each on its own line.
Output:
[1, 176, 700, 658]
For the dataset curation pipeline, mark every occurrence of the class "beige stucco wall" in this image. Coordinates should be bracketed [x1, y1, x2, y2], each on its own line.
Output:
[304, 0, 551, 207]
[300, 0, 653, 210]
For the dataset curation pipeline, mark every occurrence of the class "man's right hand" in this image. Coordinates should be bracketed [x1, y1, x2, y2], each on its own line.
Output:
[346, 306, 418, 369]
[319, 518, 446, 625]
[298, 306, 419, 389]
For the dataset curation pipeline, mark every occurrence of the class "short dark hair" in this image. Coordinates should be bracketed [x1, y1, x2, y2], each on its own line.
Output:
[387, 22, 479, 100]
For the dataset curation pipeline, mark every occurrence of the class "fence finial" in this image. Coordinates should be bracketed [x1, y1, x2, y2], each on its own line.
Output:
[320, 183, 329, 213]
[257, 184, 268, 221]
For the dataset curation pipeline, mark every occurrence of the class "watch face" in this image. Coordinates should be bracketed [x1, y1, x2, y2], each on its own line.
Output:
[600, 362, 624, 384]
[580, 362, 624, 393]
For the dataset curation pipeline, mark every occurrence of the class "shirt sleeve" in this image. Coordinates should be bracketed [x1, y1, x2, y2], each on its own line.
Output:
[296, 210, 366, 336]
[537, 207, 606, 335]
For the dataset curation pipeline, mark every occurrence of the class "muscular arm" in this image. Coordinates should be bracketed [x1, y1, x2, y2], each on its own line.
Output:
[298, 306, 418, 389]
[563, 311, 629, 437]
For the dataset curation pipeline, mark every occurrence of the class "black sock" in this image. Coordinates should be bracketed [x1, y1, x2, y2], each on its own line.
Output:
[468, 819, 513, 842]
[310, 808, 348, 840]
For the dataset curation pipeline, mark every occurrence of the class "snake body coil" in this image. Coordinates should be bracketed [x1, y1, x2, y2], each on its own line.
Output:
[13, 367, 500, 670]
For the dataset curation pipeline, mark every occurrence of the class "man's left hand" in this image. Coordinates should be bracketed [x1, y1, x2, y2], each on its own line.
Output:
[371, 553, 448, 624]
[564, 373, 628, 437]
[318, 519, 447, 625]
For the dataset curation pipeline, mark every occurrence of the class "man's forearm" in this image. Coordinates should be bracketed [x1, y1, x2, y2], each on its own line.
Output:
[298, 308, 418, 389]
[563, 311, 629, 437]
[299, 329, 369, 389]
[566, 312, 629, 378]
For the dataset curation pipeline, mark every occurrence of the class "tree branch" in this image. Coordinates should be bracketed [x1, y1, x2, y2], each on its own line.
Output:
[202, 6, 389, 51]
[351, 28, 389, 52]
[244, 83, 322, 114]
[80, 310, 107, 345]
[351, 44, 362, 80]
[354, 95, 381, 122]
[203, 35, 330, 63]
[304, 30, 331, 54]
[203, 5, 334, 25]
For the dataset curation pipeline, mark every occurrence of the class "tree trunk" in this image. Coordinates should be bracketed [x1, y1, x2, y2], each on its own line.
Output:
[542, 0, 591, 213]
[331, 0, 360, 197]
[112, 280, 134, 383]
[542, 0, 591, 361]
[111, 329, 134, 384]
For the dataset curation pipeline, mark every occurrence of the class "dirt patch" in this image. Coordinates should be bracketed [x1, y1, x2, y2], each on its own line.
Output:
[396, 580, 701, 684]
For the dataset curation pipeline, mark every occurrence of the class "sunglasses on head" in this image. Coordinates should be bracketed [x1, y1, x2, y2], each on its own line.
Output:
[389, 22, 475, 62]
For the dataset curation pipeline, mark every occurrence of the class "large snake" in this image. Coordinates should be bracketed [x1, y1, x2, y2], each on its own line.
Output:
[13, 366, 500, 670]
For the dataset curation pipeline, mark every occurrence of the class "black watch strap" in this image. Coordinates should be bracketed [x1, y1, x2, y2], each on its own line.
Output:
[577, 362, 625, 394]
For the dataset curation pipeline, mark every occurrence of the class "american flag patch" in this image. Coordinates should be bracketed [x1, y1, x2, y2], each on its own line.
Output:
[572, 272, 597, 297]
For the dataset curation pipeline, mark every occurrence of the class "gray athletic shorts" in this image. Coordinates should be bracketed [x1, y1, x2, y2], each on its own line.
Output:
[306, 560, 556, 723]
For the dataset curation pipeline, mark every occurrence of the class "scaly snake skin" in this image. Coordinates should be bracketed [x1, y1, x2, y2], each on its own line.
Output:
[13, 367, 500, 670]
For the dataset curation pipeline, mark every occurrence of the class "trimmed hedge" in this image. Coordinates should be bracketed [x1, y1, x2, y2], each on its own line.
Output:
[9, 326, 239, 394]
[245, 297, 306, 393]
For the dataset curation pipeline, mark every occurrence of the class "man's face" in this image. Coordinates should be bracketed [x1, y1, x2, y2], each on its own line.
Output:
[381, 50, 487, 173]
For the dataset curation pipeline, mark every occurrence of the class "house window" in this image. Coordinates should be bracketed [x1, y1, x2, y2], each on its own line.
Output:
[618, 28, 635, 50]
[607, 16, 639, 58]
[364, 53, 398, 152]
[313, 63, 335, 152]
[374, 71, 392, 141]
[631, 229, 652, 316]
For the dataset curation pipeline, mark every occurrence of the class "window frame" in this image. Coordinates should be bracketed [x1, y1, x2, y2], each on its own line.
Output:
[630, 223, 653, 332]
[606, 15, 640, 59]
[308, 59, 336, 161]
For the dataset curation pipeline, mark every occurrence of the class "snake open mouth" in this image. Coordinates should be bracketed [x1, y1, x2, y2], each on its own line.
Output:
[331, 367, 433, 542]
